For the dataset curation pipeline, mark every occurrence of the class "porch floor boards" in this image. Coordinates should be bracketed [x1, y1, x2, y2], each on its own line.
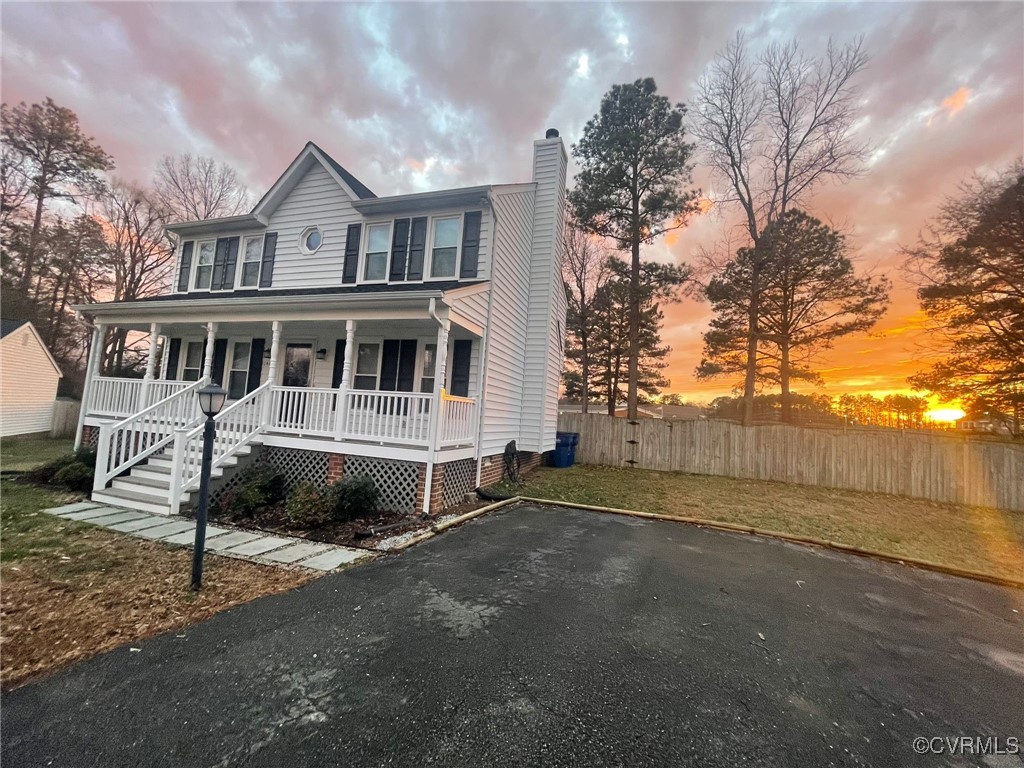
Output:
[43, 502, 373, 572]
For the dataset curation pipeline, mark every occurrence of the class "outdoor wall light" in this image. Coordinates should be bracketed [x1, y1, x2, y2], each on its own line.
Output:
[316, 348, 328, 360]
[198, 384, 227, 417]
[263, 349, 272, 359]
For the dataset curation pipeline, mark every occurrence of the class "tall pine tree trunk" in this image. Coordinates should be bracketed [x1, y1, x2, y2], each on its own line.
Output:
[580, 339, 590, 414]
[627, 204, 641, 421]
[780, 339, 792, 424]
[20, 185, 47, 293]
[742, 265, 760, 426]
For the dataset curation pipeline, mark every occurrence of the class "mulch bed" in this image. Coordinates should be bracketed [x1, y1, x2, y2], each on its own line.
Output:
[211, 506, 427, 549]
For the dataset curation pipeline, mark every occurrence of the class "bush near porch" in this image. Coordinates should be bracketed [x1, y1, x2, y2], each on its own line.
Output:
[0, 440, 314, 690]
[489, 465, 1024, 583]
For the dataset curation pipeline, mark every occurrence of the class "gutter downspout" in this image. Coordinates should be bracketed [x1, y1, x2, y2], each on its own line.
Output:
[474, 192, 499, 488]
[422, 298, 446, 516]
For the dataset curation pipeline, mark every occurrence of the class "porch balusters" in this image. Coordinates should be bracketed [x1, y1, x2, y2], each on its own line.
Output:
[74, 322, 106, 451]
[140, 322, 161, 409]
[334, 320, 356, 441]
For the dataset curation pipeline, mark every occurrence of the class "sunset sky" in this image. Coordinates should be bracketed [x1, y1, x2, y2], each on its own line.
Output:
[3, 2, 1023, 406]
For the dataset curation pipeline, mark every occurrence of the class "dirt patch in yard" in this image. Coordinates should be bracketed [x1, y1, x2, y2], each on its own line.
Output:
[1, 479, 315, 690]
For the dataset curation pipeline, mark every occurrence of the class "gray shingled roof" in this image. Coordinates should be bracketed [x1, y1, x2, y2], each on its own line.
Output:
[0, 318, 27, 338]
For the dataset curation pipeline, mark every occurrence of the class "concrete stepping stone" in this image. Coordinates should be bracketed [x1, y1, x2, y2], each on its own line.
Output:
[206, 531, 262, 551]
[108, 516, 175, 533]
[161, 526, 232, 546]
[136, 521, 195, 540]
[261, 541, 332, 564]
[298, 548, 369, 571]
[47, 502, 103, 516]
[62, 507, 127, 522]
[79, 510, 151, 527]
[223, 536, 294, 557]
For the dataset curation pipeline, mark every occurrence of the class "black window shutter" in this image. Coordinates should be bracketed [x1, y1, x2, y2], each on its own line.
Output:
[343, 224, 361, 284]
[450, 340, 472, 397]
[389, 219, 411, 281]
[259, 232, 278, 288]
[331, 339, 347, 388]
[246, 338, 265, 394]
[211, 238, 229, 289]
[406, 217, 427, 281]
[396, 340, 417, 392]
[211, 339, 229, 385]
[379, 340, 400, 391]
[165, 338, 182, 379]
[219, 237, 239, 290]
[177, 242, 193, 292]
[459, 211, 482, 278]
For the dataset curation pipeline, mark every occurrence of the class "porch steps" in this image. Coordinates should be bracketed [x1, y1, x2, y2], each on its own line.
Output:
[92, 444, 256, 516]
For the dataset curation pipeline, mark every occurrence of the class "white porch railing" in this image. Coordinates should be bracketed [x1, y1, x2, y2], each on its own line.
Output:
[90, 377, 145, 417]
[438, 391, 478, 447]
[169, 382, 271, 514]
[269, 387, 338, 438]
[340, 390, 434, 445]
[146, 380, 193, 405]
[93, 378, 207, 490]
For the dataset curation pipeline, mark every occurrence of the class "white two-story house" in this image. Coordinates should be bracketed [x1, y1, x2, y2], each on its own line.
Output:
[74, 130, 568, 517]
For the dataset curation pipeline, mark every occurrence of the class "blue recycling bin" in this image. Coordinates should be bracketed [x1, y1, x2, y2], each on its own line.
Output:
[554, 432, 580, 467]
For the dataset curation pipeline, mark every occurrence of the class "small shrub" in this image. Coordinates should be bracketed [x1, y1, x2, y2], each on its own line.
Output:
[51, 462, 94, 492]
[76, 449, 98, 470]
[329, 475, 379, 521]
[216, 465, 287, 518]
[285, 482, 333, 528]
[249, 465, 286, 506]
[25, 453, 79, 485]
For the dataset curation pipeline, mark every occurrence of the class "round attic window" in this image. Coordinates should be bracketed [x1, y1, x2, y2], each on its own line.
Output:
[301, 226, 323, 254]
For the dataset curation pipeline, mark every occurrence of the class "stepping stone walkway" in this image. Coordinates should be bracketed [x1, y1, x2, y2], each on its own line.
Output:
[42, 502, 373, 572]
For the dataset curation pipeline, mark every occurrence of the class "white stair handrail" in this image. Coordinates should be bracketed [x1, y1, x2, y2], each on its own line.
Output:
[168, 382, 271, 514]
[93, 377, 208, 491]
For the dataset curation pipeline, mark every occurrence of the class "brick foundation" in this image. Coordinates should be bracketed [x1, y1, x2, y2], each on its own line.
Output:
[79, 424, 98, 451]
[478, 450, 544, 487]
[327, 453, 345, 483]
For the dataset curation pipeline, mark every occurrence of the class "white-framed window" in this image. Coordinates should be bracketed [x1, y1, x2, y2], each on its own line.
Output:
[182, 341, 204, 381]
[226, 341, 251, 398]
[239, 236, 263, 288]
[419, 343, 437, 393]
[363, 223, 391, 282]
[428, 216, 460, 279]
[193, 241, 215, 290]
[299, 226, 323, 255]
[353, 342, 380, 389]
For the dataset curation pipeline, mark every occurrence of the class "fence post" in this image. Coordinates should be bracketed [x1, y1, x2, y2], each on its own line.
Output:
[167, 428, 188, 516]
[93, 423, 111, 492]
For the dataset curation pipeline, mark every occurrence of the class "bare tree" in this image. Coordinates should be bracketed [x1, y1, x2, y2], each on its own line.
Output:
[692, 33, 870, 425]
[562, 213, 612, 413]
[0, 143, 32, 233]
[102, 181, 175, 371]
[154, 153, 251, 224]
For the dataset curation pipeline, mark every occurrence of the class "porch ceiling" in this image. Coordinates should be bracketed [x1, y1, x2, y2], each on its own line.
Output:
[143, 318, 479, 340]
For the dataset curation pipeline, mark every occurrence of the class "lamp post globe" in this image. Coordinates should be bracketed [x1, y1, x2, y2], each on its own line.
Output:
[191, 383, 226, 590]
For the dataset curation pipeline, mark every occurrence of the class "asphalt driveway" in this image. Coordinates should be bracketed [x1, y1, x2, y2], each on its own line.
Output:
[4, 504, 1023, 767]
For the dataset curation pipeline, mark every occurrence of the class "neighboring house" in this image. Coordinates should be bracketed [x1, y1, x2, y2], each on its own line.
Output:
[957, 417, 1013, 436]
[0, 319, 63, 438]
[74, 131, 568, 516]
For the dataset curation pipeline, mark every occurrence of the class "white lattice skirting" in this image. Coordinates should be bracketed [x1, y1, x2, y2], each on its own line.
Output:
[343, 455, 419, 514]
[442, 458, 476, 509]
[262, 446, 330, 489]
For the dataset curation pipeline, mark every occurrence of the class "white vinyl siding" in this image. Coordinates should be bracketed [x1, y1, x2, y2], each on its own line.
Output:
[265, 163, 363, 288]
[478, 188, 535, 455]
[446, 288, 490, 329]
[0, 325, 61, 437]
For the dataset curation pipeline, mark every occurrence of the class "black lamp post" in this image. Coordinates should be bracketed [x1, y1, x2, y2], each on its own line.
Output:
[191, 383, 227, 590]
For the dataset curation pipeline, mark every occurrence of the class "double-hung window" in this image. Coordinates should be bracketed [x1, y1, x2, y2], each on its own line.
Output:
[429, 217, 460, 279]
[239, 236, 263, 287]
[353, 343, 380, 389]
[226, 341, 251, 398]
[364, 224, 390, 281]
[419, 343, 437, 393]
[194, 241, 215, 290]
[182, 341, 204, 381]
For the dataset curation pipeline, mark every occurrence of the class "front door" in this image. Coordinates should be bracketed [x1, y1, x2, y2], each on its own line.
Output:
[282, 343, 313, 387]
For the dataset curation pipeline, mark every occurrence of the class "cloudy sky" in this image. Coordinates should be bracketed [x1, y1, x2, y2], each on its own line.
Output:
[4, 1, 1022, 405]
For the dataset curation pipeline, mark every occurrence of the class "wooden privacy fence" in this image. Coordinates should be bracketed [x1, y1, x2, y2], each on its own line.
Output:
[50, 398, 80, 439]
[558, 413, 1024, 512]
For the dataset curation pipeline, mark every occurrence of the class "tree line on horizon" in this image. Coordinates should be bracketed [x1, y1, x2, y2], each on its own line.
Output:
[561, 32, 1022, 438]
[1, 98, 252, 394]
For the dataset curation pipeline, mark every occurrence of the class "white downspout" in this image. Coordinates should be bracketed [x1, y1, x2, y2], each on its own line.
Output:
[474, 194, 499, 487]
[423, 299, 449, 515]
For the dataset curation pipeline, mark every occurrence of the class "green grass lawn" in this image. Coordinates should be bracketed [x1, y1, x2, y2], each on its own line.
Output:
[499, 465, 1024, 582]
[1, 436, 74, 472]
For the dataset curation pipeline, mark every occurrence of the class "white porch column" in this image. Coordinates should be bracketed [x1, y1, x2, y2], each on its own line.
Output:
[74, 323, 106, 452]
[201, 322, 218, 382]
[261, 320, 283, 425]
[141, 322, 161, 407]
[158, 332, 171, 379]
[422, 318, 451, 515]
[334, 320, 356, 440]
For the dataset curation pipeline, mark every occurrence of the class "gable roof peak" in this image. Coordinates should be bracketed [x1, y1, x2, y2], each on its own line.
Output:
[306, 141, 377, 200]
